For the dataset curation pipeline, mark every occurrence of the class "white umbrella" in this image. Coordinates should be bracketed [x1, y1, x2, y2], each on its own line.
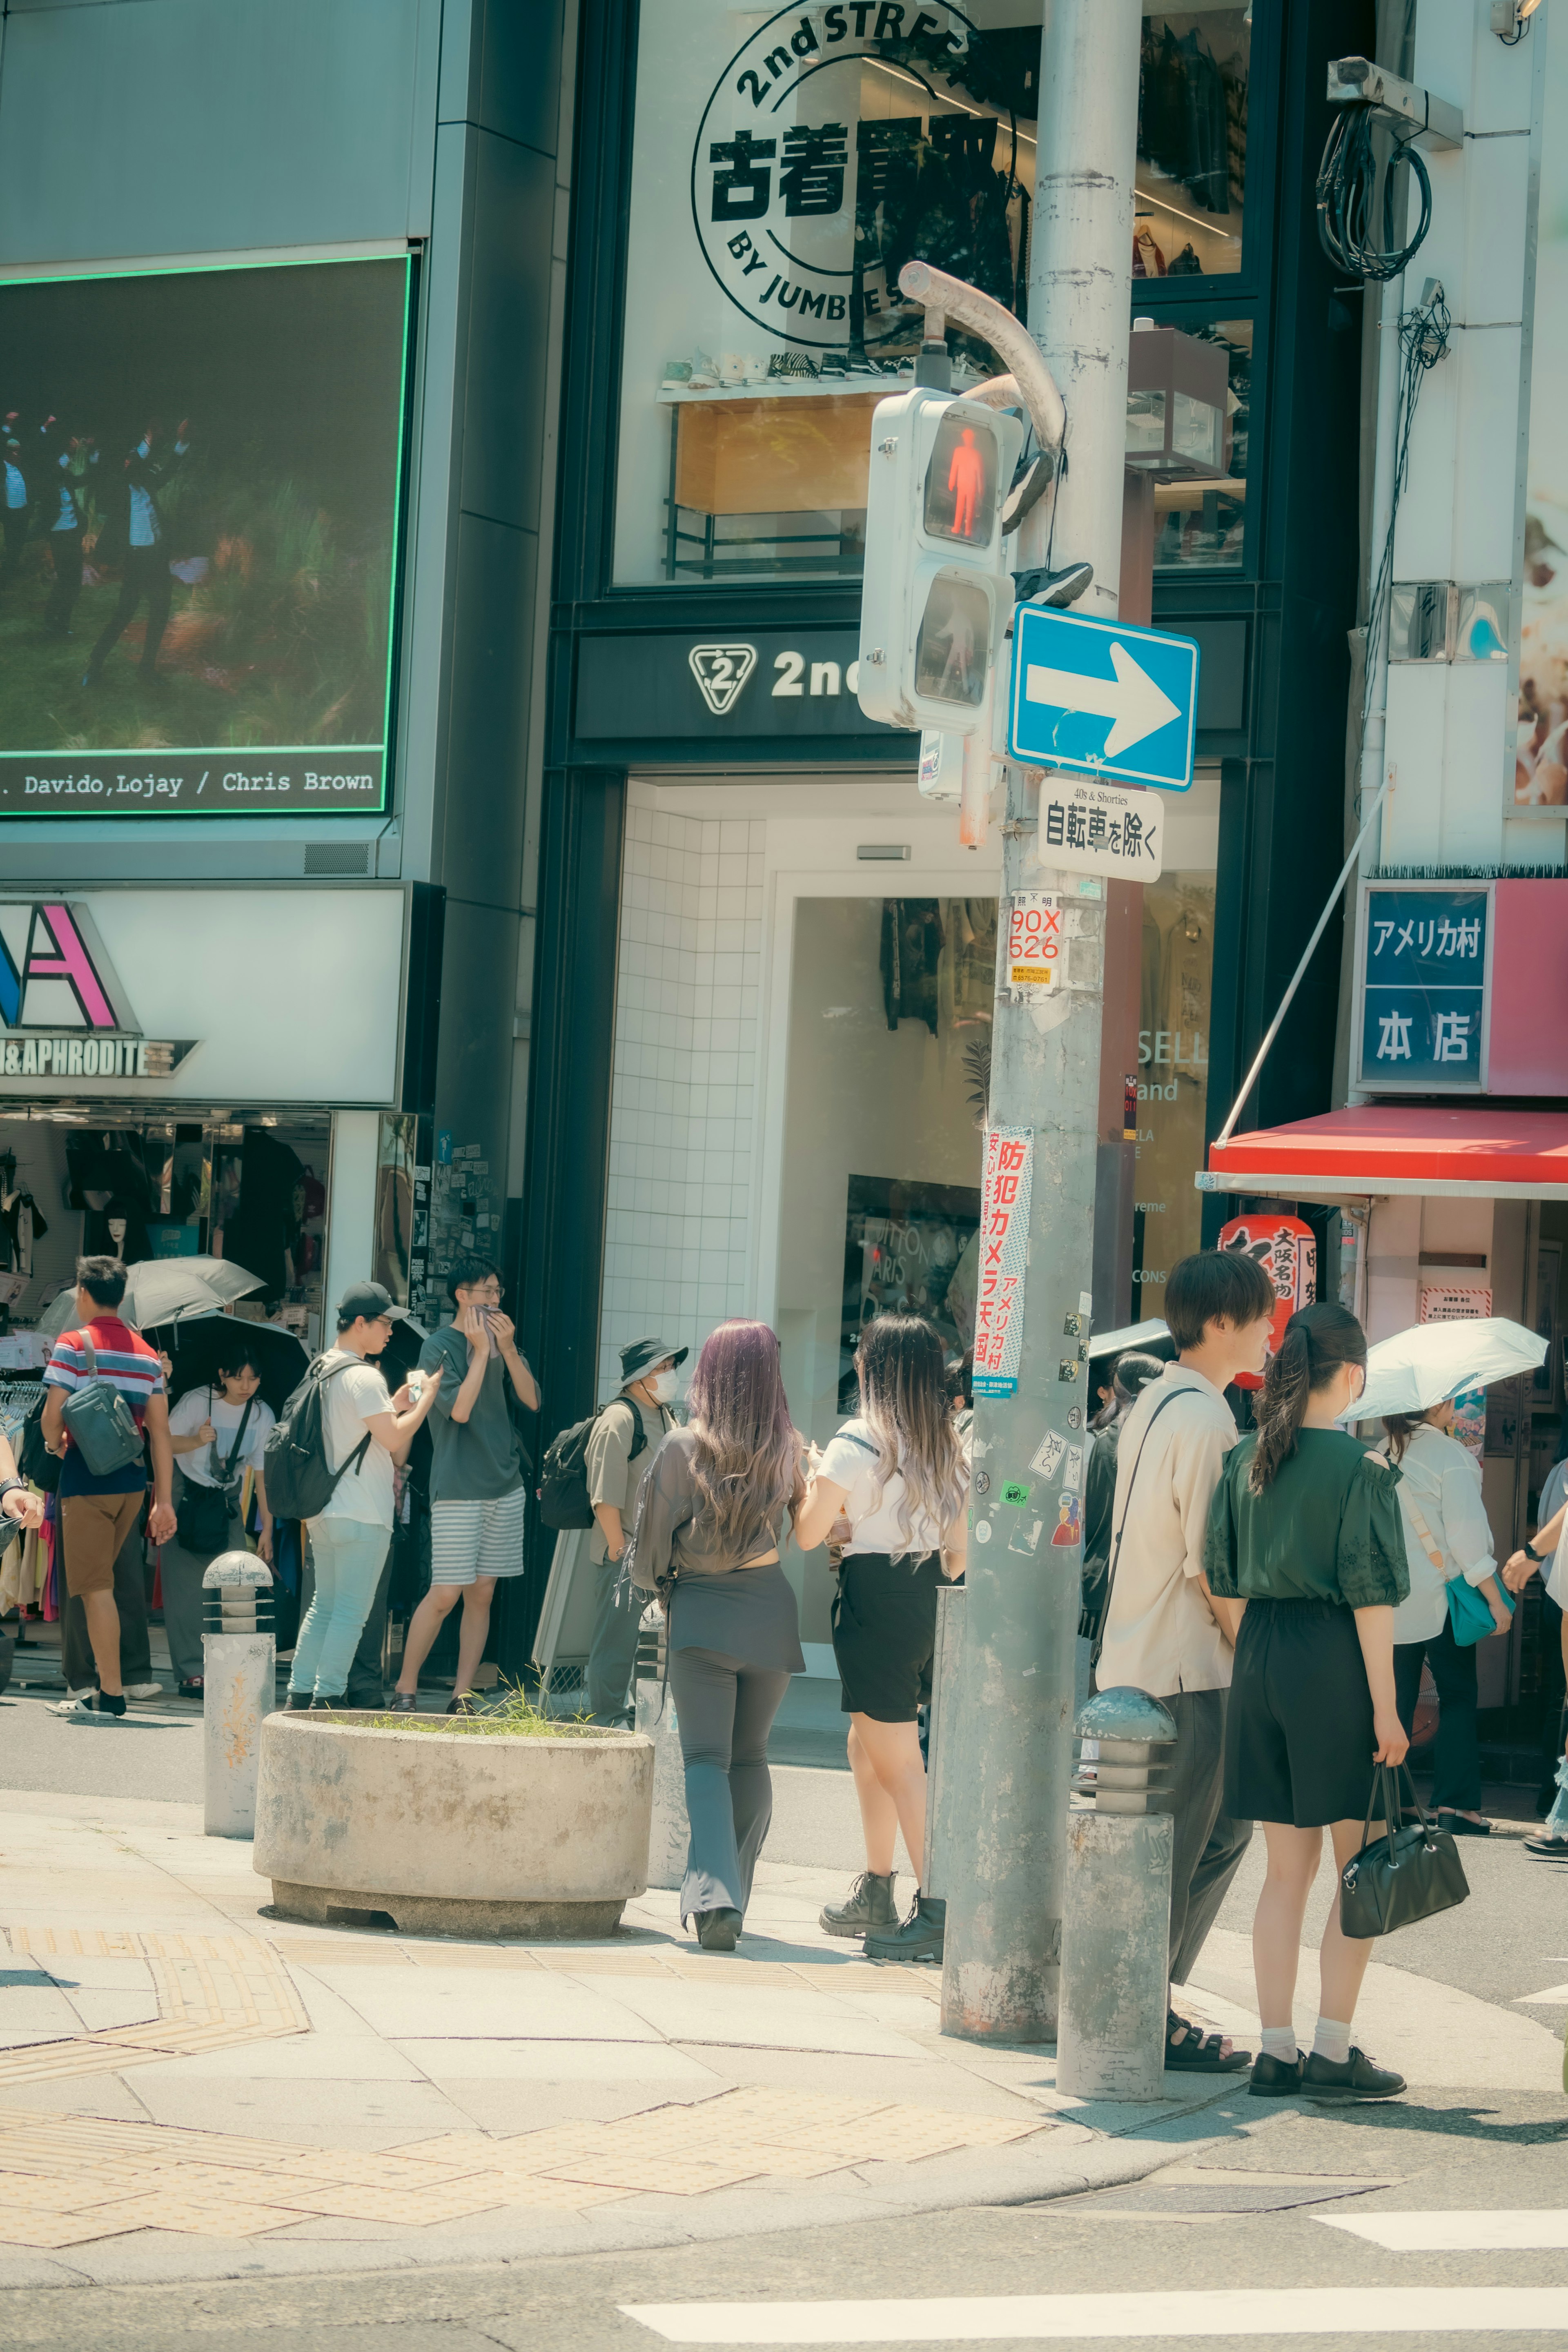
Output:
[1345, 1316, 1547, 1425]
[37, 1255, 264, 1339]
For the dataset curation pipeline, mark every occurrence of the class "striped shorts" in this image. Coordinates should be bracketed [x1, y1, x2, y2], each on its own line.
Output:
[429, 1487, 529, 1585]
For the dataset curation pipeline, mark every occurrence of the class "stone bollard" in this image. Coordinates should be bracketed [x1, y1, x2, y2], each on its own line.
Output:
[1057, 1685, 1177, 2101]
[633, 1601, 689, 1892]
[202, 1552, 275, 1840]
[922, 1583, 964, 1901]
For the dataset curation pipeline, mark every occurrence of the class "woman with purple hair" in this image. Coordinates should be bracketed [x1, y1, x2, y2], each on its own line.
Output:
[627, 1319, 806, 1951]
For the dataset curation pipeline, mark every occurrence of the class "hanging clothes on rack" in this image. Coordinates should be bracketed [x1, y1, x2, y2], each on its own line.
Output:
[880, 900, 945, 1036]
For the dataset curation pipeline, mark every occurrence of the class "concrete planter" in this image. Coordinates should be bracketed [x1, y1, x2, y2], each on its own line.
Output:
[253, 1712, 654, 1938]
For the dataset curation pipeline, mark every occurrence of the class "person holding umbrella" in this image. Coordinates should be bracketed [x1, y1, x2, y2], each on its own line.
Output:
[163, 1335, 276, 1699]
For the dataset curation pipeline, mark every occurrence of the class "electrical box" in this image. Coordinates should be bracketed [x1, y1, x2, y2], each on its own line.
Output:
[857, 388, 1024, 735]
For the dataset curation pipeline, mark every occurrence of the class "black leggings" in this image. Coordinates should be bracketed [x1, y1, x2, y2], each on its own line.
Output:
[1393, 1618, 1482, 1812]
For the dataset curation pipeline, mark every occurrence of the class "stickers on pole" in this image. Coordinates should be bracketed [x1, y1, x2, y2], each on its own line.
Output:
[971, 1125, 1033, 1399]
[1003, 893, 1060, 998]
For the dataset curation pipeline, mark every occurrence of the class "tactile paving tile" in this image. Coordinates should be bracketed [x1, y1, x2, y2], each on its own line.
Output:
[0, 1926, 308, 2088]
[289, 2179, 514, 2227]
[88, 2193, 303, 2238]
[0, 2212, 136, 2249]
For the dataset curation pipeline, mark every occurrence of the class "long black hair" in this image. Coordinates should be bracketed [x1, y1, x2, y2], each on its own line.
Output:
[1248, 1302, 1367, 1493]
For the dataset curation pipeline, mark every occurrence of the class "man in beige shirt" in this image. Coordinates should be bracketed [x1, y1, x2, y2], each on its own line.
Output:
[582, 1333, 684, 1723]
[1099, 1247, 1276, 2069]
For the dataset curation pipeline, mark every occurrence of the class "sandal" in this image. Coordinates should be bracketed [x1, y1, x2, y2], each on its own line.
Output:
[389, 1692, 417, 1714]
[1437, 1810, 1491, 1837]
[1166, 2009, 1250, 2071]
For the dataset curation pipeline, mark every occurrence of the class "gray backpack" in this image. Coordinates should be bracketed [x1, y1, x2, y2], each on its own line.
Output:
[60, 1332, 146, 1477]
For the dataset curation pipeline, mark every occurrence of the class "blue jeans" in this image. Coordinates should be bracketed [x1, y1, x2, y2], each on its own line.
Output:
[291, 1518, 391, 1700]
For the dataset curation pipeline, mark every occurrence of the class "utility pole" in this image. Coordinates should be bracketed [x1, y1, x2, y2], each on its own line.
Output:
[939, 0, 1144, 2045]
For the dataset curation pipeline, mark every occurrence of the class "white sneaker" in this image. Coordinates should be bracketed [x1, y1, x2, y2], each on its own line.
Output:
[54, 1693, 125, 1724]
[122, 1682, 164, 1701]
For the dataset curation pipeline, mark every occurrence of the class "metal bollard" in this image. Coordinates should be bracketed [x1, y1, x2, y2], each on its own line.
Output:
[1057, 1685, 1177, 2101]
[202, 1552, 275, 1840]
[633, 1601, 689, 1891]
[922, 1583, 965, 1902]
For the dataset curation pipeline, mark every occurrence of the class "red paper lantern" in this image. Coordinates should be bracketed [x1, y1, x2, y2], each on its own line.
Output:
[1217, 1213, 1316, 1390]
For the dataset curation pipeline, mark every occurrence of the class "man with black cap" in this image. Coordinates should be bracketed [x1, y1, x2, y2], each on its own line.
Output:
[286, 1281, 443, 1710]
[583, 1334, 686, 1724]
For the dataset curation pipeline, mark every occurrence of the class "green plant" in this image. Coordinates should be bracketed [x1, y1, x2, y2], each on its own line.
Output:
[366, 1684, 607, 1739]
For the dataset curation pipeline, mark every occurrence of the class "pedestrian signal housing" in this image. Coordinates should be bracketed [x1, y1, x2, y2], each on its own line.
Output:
[857, 388, 1023, 735]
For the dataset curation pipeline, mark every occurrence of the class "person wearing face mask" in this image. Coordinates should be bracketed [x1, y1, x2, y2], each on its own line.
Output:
[582, 1334, 686, 1725]
[392, 1254, 539, 1715]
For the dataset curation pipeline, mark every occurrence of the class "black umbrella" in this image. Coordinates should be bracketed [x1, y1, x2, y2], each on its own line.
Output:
[150, 1311, 310, 1416]
[375, 1311, 433, 1390]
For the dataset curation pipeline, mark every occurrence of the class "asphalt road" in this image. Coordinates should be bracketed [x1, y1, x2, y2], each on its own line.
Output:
[3, 2090, 1565, 2351]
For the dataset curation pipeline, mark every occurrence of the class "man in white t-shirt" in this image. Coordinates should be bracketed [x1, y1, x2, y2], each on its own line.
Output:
[285, 1281, 442, 1710]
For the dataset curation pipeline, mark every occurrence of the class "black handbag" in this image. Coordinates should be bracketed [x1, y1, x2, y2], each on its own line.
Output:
[1339, 1761, 1470, 1939]
[174, 1390, 254, 1555]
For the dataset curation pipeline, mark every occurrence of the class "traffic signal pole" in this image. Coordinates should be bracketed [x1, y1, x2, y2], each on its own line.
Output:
[938, 0, 1144, 2045]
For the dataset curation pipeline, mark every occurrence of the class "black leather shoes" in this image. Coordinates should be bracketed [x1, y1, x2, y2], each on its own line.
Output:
[1248, 2050, 1303, 2097]
[1302, 2047, 1405, 2100]
[695, 1908, 742, 1952]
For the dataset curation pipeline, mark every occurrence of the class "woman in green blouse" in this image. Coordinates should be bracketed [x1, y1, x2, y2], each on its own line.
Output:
[1205, 1301, 1411, 2103]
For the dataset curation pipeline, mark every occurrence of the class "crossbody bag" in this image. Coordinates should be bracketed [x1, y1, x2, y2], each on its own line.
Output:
[1085, 1390, 1181, 1668]
[176, 1388, 255, 1555]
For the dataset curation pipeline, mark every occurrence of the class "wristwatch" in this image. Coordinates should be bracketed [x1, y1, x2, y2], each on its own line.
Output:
[1523, 1539, 1544, 1563]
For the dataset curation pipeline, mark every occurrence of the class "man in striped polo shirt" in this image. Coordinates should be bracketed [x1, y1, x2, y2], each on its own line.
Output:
[42, 1255, 176, 1724]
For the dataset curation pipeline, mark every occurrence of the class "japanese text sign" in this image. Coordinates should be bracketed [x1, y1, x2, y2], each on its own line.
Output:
[1358, 885, 1488, 1091]
[971, 1126, 1034, 1400]
[1035, 777, 1164, 880]
[1004, 894, 1060, 998]
[1218, 1213, 1316, 1390]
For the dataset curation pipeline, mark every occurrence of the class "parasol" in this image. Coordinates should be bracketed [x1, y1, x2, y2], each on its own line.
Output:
[37, 1256, 263, 1339]
[1344, 1316, 1548, 1426]
[152, 1311, 310, 1416]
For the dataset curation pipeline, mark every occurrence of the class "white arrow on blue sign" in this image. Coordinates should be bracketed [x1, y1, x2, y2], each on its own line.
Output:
[1007, 604, 1200, 791]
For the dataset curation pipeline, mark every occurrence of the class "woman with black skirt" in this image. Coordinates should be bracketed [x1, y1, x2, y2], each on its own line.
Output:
[796, 1313, 968, 1963]
[1205, 1302, 1412, 2102]
[626, 1320, 806, 1953]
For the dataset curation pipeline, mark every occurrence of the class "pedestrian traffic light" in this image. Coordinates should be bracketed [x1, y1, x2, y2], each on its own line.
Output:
[857, 388, 1024, 735]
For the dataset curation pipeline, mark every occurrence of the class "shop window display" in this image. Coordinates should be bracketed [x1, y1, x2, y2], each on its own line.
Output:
[1151, 318, 1250, 571]
[614, 3, 1250, 586]
[776, 889, 991, 1434]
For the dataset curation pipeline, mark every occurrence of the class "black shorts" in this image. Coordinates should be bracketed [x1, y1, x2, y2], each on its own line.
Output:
[831, 1549, 941, 1722]
[1224, 1598, 1376, 1829]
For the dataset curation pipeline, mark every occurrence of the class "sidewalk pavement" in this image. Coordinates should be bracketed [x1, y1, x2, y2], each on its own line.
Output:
[0, 1788, 1560, 2292]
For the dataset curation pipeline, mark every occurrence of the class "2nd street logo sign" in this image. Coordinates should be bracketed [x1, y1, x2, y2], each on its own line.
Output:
[689, 644, 758, 715]
[692, 3, 996, 352]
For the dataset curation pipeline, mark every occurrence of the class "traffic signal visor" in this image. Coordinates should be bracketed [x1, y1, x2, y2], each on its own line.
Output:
[858, 389, 1022, 733]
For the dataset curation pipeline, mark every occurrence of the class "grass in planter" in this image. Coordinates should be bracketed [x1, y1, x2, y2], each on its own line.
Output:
[366, 1685, 608, 1738]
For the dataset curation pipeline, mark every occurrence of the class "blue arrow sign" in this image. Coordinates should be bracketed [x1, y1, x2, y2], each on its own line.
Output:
[1007, 605, 1200, 791]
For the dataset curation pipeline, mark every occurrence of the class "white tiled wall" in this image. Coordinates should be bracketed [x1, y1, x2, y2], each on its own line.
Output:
[597, 795, 766, 1397]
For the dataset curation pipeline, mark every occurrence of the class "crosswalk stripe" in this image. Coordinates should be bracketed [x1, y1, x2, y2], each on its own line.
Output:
[1513, 1984, 1568, 2004]
[1316, 2210, 1568, 2250]
[619, 2287, 1568, 2342]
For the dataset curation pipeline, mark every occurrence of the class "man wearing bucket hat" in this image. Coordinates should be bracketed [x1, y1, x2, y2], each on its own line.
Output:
[583, 1334, 686, 1724]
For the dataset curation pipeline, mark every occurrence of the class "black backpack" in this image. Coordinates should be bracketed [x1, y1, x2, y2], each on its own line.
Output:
[537, 1397, 648, 1530]
[263, 1355, 371, 1522]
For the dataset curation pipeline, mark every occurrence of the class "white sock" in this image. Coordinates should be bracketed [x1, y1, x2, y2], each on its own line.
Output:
[1312, 2016, 1352, 2066]
[1260, 2027, 1298, 2064]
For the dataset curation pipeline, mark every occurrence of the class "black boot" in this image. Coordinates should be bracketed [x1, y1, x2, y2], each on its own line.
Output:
[865, 1890, 944, 1962]
[819, 1871, 898, 1939]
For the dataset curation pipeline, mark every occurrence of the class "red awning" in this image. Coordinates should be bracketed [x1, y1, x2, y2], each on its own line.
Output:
[1205, 1105, 1568, 1200]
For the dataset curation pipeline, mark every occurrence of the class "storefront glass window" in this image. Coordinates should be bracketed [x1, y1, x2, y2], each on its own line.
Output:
[1151, 318, 1250, 571]
[613, 4, 1251, 588]
[1132, 766, 1220, 1298]
[1136, 8, 1250, 281]
[775, 891, 993, 1639]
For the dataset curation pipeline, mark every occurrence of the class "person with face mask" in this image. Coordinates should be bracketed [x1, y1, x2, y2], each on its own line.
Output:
[392, 1254, 539, 1715]
[582, 1334, 686, 1724]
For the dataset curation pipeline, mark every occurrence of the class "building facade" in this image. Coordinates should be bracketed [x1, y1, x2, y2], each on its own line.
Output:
[521, 0, 1376, 1664]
